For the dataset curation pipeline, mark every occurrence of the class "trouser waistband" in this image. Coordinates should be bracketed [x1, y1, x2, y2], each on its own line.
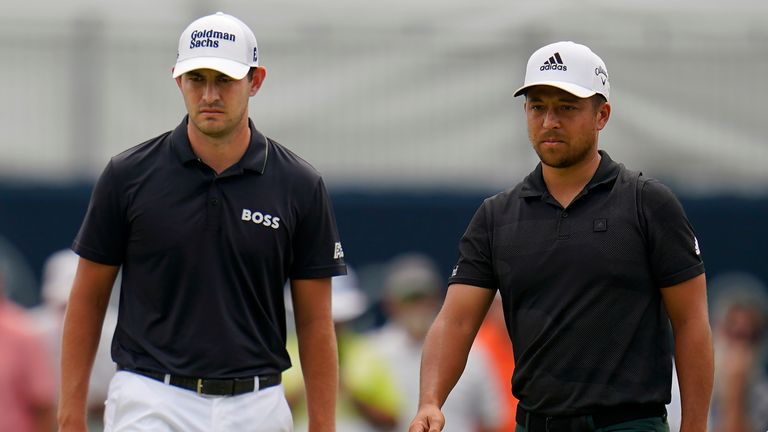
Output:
[117, 365, 281, 396]
[516, 403, 667, 431]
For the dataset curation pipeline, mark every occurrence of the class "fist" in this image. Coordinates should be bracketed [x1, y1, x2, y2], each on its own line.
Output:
[409, 405, 445, 432]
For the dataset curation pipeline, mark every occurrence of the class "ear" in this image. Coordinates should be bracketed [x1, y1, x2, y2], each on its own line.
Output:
[596, 102, 611, 131]
[249, 67, 267, 96]
[173, 67, 183, 90]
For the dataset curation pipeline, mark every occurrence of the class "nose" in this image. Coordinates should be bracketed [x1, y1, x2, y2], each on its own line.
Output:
[202, 81, 220, 104]
[542, 108, 560, 129]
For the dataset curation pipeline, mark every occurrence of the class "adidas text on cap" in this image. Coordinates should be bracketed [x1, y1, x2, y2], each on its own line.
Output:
[514, 41, 610, 101]
[173, 12, 259, 80]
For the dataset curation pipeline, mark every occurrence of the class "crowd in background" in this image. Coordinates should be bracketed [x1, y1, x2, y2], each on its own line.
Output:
[1, 241, 768, 431]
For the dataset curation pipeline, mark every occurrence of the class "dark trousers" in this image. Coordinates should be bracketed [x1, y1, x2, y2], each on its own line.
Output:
[515, 415, 669, 432]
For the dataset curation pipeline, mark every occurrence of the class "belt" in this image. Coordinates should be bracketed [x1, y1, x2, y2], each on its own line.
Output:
[118, 365, 281, 396]
[516, 404, 666, 431]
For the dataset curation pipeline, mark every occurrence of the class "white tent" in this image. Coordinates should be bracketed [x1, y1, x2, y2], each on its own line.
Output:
[2, 0, 767, 195]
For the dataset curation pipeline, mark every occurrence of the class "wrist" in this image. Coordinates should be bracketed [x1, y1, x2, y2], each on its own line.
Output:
[417, 397, 441, 409]
[57, 403, 88, 429]
[58, 415, 87, 430]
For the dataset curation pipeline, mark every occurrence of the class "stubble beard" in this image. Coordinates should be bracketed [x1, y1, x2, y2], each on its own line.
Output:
[534, 140, 593, 169]
[191, 107, 247, 139]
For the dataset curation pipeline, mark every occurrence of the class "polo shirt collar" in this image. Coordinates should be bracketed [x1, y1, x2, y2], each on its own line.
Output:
[519, 150, 620, 198]
[171, 116, 269, 174]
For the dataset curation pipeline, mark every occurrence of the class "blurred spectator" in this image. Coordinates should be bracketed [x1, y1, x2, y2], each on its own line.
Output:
[372, 253, 502, 432]
[667, 272, 768, 431]
[474, 294, 518, 431]
[284, 268, 398, 432]
[709, 273, 768, 431]
[29, 248, 118, 431]
[0, 234, 38, 307]
[0, 269, 56, 432]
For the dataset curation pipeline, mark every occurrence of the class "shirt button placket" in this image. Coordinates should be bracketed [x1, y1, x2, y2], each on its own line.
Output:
[206, 181, 222, 231]
[557, 210, 570, 238]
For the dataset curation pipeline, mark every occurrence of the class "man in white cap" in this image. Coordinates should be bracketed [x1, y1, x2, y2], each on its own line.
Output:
[410, 41, 713, 432]
[58, 12, 346, 432]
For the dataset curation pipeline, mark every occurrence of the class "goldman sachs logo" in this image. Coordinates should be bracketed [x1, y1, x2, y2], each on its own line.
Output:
[189, 29, 236, 49]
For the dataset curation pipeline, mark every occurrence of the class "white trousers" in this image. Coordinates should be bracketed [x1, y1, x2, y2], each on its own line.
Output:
[104, 371, 293, 432]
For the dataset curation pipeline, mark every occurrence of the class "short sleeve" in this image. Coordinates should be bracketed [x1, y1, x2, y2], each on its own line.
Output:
[448, 200, 497, 289]
[289, 178, 346, 279]
[640, 179, 705, 288]
[72, 160, 126, 266]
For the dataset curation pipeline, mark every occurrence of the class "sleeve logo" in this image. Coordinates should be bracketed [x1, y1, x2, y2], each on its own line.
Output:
[333, 242, 344, 260]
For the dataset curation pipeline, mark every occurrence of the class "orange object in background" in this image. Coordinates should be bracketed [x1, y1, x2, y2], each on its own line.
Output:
[475, 297, 518, 432]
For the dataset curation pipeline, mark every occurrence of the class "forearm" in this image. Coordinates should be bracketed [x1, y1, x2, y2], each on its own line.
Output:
[409, 284, 493, 432]
[674, 319, 714, 432]
[418, 314, 476, 408]
[58, 292, 109, 428]
[297, 317, 338, 432]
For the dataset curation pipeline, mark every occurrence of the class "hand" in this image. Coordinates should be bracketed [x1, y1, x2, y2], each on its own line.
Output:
[408, 405, 445, 432]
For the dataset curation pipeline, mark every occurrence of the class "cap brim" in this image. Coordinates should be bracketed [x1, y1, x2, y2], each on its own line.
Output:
[172, 57, 250, 79]
[513, 81, 597, 99]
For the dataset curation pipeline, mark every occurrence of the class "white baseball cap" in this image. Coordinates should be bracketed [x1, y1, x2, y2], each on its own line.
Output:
[514, 41, 610, 101]
[282, 267, 369, 323]
[41, 249, 79, 307]
[173, 12, 259, 80]
[329, 269, 369, 323]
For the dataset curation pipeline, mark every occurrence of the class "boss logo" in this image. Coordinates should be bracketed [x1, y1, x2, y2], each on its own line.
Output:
[241, 209, 280, 229]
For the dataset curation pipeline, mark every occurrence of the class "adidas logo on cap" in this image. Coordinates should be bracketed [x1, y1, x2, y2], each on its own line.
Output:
[514, 41, 610, 100]
[540, 52, 567, 71]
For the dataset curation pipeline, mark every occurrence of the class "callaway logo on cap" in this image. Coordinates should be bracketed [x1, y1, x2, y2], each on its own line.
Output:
[514, 41, 610, 100]
[173, 12, 259, 80]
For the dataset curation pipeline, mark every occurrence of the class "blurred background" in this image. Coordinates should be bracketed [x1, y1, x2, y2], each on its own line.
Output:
[1, 0, 767, 430]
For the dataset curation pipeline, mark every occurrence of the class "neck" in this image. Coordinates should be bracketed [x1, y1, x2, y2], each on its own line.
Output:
[542, 150, 601, 208]
[187, 116, 251, 175]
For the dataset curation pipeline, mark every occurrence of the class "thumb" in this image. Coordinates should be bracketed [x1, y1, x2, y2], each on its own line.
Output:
[408, 421, 428, 432]
[410, 417, 440, 432]
[428, 415, 445, 432]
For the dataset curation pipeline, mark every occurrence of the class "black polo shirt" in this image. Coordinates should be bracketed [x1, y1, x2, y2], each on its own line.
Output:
[449, 151, 704, 415]
[73, 117, 346, 378]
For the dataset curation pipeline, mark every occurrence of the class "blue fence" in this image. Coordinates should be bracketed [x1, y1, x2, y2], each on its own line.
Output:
[1, 183, 767, 307]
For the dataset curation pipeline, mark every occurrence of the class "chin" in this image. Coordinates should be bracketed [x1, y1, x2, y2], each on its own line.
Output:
[535, 149, 570, 168]
[194, 118, 229, 135]
[542, 160, 573, 169]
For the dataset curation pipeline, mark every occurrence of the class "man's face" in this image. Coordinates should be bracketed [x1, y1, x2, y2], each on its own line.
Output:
[722, 306, 765, 347]
[524, 86, 610, 169]
[175, 68, 264, 138]
[389, 291, 439, 341]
